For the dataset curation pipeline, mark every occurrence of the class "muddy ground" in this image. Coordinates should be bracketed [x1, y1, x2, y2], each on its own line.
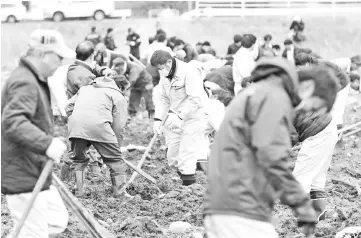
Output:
[1, 92, 360, 238]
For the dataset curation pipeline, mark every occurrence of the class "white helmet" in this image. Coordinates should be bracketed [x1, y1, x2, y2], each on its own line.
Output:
[293, 15, 302, 22]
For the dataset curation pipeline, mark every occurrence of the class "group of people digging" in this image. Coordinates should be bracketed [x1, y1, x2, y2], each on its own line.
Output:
[2, 18, 361, 238]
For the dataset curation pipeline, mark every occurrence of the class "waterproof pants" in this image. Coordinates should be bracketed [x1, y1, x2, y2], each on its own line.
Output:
[293, 122, 339, 193]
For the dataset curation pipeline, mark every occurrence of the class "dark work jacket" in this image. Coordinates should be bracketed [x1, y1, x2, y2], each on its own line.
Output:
[67, 60, 105, 99]
[227, 43, 241, 55]
[125, 62, 153, 90]
[1, 57, 54, 194]
[204, 58, 309, 223]
[205, 65, 234, 96]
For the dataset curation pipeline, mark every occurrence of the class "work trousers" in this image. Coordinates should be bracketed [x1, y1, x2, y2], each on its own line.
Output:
[163, 117, 209, 175]
[69, 138, 127, 176]
[6, 185, 68, 238]
[293, 122, 339, 193]
[128, 88, 155, 115]
[204, 214, 279, 238]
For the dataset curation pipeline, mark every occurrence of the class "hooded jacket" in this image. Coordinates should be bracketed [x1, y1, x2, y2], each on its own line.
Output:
[66, 77, 128, 146]
[204, 58, 310, 222]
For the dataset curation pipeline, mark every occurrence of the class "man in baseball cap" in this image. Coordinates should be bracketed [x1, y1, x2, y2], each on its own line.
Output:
[29, 29, 75, 59]
[1, 29, 74, 237]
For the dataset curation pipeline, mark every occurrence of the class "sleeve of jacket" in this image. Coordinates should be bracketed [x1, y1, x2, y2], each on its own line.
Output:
[178, 67, 205, 120]
[48, 65, 68, 116]
[154, 78, 171, 120]
[250, 93, 309, 208]
[128, 67, 141, 87]
[111, 94, 128, 147]
[2, 79, 53, 154]
[65, 90, 80, 117]
[135, 34, 141, 47]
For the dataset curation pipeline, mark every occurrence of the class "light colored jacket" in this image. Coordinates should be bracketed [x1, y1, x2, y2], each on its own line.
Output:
[66, 77, 128, 146]
[155, 59, 208, 121]
[232, 47, 256, 84]
[48, 64, 70, 116]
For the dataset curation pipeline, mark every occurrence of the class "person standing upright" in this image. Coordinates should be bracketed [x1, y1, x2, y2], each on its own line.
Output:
[155, 21, 167, 40]
[232, 34, 258, 95]
[126, 28, 141, 60]
[2, 29, 75, 238]
[104, 28, 116, 51]
[85, 26, 101, 47]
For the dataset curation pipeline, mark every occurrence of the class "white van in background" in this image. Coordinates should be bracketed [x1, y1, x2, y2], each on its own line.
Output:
[0, 1, 27, 23]
[42, 1, 131, 22]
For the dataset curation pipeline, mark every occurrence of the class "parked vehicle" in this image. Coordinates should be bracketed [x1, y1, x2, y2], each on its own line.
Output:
[42, 1, 130, 22]
[0, 1, 27, 23]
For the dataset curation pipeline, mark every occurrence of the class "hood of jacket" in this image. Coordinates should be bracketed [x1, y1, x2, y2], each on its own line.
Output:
[250, 57, 301, 107]
[90, 77, 121, 93]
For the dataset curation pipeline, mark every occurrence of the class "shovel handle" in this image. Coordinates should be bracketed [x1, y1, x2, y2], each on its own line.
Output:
[11, 160, 54, 238]
[122, 158, 156, 184]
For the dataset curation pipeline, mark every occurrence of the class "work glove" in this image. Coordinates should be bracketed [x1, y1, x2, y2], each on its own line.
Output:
[46, 138, 67, 163]
[294, 201, 317, 237]
[129, 41, 135, 46]
[153, 119, 162, 135]
[166, 112, 183, 130]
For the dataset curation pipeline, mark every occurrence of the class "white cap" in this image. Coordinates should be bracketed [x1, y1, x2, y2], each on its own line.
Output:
[28, 29, 75, 58]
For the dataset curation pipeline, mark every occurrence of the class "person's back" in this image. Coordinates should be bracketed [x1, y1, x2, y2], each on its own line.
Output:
[68, 77, 127, 143]
[205, 65, 234, 96]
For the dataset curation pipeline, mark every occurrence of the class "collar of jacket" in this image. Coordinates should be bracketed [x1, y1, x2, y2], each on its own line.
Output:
[74, 59, 93, 72]
[90, 77, 122, 93]
[166, 58, 177, 80]
[20, 56, 47, 83]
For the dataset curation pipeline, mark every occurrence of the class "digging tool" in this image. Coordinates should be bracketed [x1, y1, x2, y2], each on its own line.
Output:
[11, 160, 54, 238]
[52, 174, 116, 238]
[119, 116, 169, 198]
[122, 157, 156, 184]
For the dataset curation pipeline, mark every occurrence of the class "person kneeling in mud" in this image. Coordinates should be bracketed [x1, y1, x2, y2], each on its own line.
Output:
[65, 73, 130, 198]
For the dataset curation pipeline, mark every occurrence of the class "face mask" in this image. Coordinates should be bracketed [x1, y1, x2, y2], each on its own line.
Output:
[159, 68, 169, 78]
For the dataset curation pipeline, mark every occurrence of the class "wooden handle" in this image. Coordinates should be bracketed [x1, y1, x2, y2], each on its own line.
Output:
[11, 160, 54, 238]
[122, 158, 156, 184]
[52, 174, 116, 238]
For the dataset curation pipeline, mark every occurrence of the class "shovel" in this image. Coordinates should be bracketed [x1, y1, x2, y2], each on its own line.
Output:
[119, 116, 169, 198]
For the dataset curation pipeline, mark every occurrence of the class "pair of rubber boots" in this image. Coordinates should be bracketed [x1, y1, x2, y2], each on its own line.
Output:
[74, 171, 130, 198]
[310, 190, 326, 222]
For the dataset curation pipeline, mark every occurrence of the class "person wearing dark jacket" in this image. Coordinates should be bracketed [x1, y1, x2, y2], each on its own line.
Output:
[204, 65, 235, 96]
[292, 61, 349, 222]
[104, 28, 116, 51]
[67, 41, 111, 99]
[155, 21, 167, 40]
[126, 28, 141, 60]
[167, 36, 177, 50]
[111, 57, 155, 118]
[227, 34, 243, 56]
[201, 41, 216, 56]
[282, 39, 321, 64]
[94, 42, 128, 69]
[2, 29, 74, 237]
[173, 39, 199, 63]
[66, 75, 129, 198]
[85, 26, 101, 47]
[289, 16, 306, 42]
[204, 57, 339, 238]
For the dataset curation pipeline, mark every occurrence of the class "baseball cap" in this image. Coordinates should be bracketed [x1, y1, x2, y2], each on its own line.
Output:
[28, 29, 75, 58]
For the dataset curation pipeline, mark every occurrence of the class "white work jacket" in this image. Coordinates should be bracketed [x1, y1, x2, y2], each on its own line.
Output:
[155, 59, 208, 121]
